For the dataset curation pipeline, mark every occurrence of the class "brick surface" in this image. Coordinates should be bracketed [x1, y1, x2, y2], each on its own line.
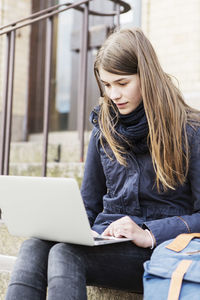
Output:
[142, 0, 200, 108]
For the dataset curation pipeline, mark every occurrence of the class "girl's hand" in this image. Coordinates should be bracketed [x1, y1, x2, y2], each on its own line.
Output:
[102, 216, 155, 248]
[91, 230, 99, 237]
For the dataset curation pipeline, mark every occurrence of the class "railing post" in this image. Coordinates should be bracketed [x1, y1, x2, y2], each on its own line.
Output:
[116, 3, 120, 27]
[0, 33, 11, 175]
[42, 16, 53, 177]
[78, 2, 89, 162]
[3, 30, 16, 175]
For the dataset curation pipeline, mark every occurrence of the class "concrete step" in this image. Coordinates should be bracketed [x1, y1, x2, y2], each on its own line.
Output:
[10, 141, 89, 163]
[9, 162, 84, 185]
[0, 269, 12, 300]
[0, 255, 16, 272]
[0, 221, 25, 257]
[10, 142, 60, 163]
[0, 255, 16, 300]
[28, 131, 91, 144]
[10, 131, 91, 164]
[87, 287, 142, 300]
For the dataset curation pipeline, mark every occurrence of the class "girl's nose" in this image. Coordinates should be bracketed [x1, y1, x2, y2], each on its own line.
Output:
[109, 87, 121, 101]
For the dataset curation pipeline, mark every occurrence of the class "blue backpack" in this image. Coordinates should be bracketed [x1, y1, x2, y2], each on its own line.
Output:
[143, 233, 200, 300]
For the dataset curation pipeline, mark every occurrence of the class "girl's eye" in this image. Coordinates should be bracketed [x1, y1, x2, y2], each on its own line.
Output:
[119, 82, 127, 86]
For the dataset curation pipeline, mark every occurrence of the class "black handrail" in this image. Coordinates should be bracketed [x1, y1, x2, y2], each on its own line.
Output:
[0, 0, 131, 176]
[0, 0, 131, 35]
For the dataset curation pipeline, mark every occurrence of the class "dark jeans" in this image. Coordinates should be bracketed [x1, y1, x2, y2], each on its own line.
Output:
[6, 238, 152, 300]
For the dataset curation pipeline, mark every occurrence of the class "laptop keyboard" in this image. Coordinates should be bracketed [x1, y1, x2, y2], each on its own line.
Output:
[94, 236, 111, 241]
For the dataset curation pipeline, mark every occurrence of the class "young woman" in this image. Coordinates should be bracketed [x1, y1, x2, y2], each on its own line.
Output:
[6, 28, 200, 300]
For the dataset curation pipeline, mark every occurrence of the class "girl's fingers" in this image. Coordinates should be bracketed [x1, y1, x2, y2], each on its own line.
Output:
[102, 225, 112, 236]
[91, 230, 99, 237]
[102, 216, 138, 237]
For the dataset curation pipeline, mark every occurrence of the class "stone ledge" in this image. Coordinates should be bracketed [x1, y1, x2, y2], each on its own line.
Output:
[0, 273, 142, 300]
[0, 255, 16, 299]
[0, 271, 10, 300]
[0, 221, 26, 256]
[10, 142, 89, 163]
[87, 286, 143, 300]
[0, 255, 16, 272]
[0, 255, 142, 300]
[9, 162, 84, 184]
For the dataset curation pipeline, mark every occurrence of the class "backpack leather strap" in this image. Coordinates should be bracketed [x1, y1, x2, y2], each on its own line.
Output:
[167, 260, 192, 300]
[166, 233, 200, 252]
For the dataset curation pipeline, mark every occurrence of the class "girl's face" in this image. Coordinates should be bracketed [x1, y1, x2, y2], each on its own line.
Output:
[99, 68, 142, 115]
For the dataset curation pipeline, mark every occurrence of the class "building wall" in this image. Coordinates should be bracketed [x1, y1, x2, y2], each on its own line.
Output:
[0, 0, 31, 140]
[0, 0, 200, 141]
[141, 0, 200, 109]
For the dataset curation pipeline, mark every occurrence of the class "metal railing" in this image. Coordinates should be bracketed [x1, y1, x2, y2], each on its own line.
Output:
[0, 0, 131, 176]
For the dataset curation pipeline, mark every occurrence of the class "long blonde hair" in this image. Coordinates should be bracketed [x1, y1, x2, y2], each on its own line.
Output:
[94, 28, 200, 191]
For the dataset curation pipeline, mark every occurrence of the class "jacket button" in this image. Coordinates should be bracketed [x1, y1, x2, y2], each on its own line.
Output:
[93, 119, 97, 123]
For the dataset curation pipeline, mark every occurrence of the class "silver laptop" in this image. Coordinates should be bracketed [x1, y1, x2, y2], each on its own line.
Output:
[0, 176, 131, 246]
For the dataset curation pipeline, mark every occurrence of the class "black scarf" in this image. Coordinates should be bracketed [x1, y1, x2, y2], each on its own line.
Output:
[116, 102, 149, 154]
[90, 102, 149, 154]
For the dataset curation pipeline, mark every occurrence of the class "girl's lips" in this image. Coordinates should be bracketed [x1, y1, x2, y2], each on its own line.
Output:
[116, 102, 128, 108]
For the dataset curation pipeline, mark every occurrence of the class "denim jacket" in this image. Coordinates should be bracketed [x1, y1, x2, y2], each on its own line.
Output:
[81, 111, 200, 246]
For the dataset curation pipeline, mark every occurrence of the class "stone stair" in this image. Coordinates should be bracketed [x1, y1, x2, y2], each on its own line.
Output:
[9, 162, 84, 186]
[0, 269, 12, 300]
[9, 131, 87, 181]
[0, 132, 143, 299]
[0, 221, 25, 300]
[10, 131, 91, 164]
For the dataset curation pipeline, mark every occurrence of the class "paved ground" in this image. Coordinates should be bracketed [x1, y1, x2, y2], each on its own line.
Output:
[0, 255, 16, 272]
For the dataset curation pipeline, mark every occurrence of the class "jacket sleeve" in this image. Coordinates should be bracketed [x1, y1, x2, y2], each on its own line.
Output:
[143, 126, 200, 246]
[81, 128, 107, 227]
